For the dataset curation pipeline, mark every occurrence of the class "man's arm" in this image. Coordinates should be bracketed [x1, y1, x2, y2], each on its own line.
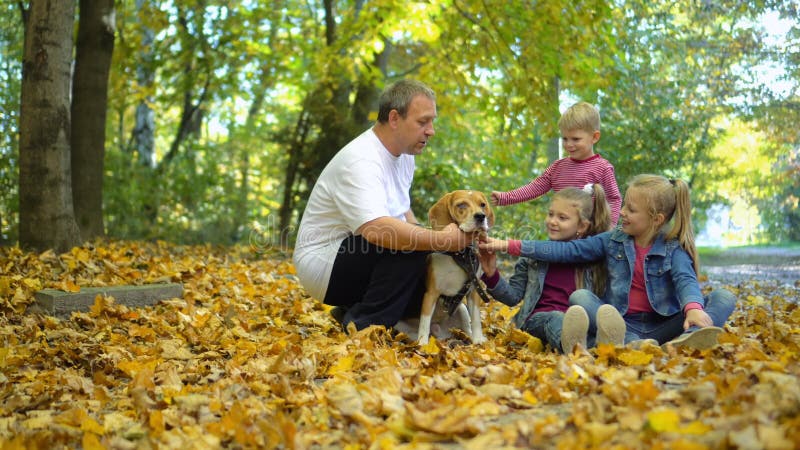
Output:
[403, 210, 421, 226]
[357, 216, 472, 252]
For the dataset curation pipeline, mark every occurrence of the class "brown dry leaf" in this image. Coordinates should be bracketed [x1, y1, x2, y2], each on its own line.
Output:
[1, 242, 799, 448]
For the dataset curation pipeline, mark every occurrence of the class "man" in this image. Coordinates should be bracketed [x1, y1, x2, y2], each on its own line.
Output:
[293, 79, 473, 330]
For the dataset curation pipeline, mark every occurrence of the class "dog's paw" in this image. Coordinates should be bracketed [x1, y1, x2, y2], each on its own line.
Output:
[471, 334, 487, 345]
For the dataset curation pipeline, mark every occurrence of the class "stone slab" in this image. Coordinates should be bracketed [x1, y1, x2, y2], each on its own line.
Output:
[30, 283, 183, 318]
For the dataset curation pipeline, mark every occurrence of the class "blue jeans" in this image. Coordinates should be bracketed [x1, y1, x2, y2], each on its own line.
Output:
[569, 288, 737, 346]
[519, 310, 567, 352]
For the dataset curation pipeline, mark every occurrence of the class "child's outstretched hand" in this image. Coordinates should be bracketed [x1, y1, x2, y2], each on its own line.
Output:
[684, 308, 713, 330]
[477, 246, 497, 277]
[490, 191, 502, 206]
[479, 237, 510, 253]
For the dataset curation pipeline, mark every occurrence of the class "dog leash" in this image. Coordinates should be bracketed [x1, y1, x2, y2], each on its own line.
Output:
[439, 244, 493, 316]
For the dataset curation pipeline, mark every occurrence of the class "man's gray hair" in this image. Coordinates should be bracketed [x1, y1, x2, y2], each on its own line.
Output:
[376, 79, 436, 123]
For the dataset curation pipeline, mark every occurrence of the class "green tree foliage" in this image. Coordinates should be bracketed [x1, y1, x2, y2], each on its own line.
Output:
[0, 0, 796, 246]
[747, 3, 800, 241]
[595, 2, 767, 211]
[0, 3, 22, 244]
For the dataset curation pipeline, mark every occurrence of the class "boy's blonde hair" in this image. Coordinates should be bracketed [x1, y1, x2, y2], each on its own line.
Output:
[627, 174, 698, 273]
[552, 184, 612, 295]
[558, 101, 600, 134]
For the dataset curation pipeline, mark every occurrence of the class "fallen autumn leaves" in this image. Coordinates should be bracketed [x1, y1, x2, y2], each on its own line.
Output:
[0, 241, 799, 449]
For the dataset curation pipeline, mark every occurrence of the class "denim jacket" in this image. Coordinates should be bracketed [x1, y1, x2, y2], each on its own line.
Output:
[487, 257, 594, 329]
[518, 228, 704, 316]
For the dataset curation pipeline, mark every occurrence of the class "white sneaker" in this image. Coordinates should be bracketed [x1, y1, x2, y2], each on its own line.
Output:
[561, 305, 589, 353]
[662, 326, 723, 351]
[596, 305, 626, 347]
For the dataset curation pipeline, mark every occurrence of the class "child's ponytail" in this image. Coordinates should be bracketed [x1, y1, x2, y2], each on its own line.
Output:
[665, 178, 699, 273]
[589, 183, 612, 235]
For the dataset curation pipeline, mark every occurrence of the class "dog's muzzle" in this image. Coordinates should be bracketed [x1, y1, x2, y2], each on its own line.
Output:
[475, 213, 489, 231]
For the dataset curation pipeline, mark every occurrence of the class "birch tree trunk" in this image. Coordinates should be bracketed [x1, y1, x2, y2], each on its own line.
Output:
[71, 0, 115, 240]
[132, 0, 156, 168]
[18, 0, 81, 252]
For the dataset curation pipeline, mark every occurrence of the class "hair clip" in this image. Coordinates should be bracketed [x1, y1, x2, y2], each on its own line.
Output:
[582, 183, 594, 194]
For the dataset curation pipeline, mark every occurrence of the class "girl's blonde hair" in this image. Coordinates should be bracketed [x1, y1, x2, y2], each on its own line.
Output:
[627, 174, 698, 273]
[552, 184, 612, 295]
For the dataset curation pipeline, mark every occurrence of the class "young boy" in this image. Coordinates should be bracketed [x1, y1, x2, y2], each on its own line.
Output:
[491, 101, 622, 224]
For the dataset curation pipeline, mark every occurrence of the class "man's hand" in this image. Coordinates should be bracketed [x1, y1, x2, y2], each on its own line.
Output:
[684, 308, 713, 330]
[437, 223, 474, 252]
[479, 237, 510, 253]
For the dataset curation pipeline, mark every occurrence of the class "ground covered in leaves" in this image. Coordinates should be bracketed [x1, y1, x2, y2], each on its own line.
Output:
[1, 241, 799, 449]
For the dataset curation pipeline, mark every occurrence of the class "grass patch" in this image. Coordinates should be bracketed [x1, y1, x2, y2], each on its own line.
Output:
[698, 242, 800, 266]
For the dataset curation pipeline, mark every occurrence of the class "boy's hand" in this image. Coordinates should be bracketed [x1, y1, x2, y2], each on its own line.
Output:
[490, 191, 502, 206]
[479, 237, 510, 253]
[683, 309, 713, 330]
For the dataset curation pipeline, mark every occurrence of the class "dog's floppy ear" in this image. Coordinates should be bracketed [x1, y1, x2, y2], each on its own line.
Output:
[481, 192, 495, 228]
[428, 192, 455, 231]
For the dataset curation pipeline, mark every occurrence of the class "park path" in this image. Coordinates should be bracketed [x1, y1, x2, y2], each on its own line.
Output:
[702, 246, 800, 287]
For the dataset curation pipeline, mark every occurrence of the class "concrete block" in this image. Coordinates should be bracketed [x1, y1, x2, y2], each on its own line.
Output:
[30, 283, 183, 318]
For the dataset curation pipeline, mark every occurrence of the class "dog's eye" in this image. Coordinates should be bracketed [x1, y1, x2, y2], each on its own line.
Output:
[480, 202, 486, 208]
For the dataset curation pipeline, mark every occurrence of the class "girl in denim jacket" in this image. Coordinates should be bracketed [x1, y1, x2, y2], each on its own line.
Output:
[480, 174, 736, 350]
[477, 184, 611, 353]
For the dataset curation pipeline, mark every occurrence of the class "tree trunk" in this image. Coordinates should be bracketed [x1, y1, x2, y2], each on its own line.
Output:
[71, 0, 115, 241]
[278, 109, 311, 248]
[132, 0, 156, 168]
[18, 0, 81, 252]
[547, 75, 561, 164]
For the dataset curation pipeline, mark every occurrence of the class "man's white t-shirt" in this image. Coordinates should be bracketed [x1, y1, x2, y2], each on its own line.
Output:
[293, 128, 415, 300]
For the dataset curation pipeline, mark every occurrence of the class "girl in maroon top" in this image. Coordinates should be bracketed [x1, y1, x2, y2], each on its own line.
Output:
[479, 184, 611, 353]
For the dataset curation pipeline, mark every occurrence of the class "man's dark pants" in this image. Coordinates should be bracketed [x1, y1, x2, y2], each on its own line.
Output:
[323, 234, 428, 330]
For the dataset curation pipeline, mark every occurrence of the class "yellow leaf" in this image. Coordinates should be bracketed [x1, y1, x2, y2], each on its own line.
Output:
[22, 278, 42, 291]
[0, 276, 10, 296]
[89, 295, 108, 316]
[420, 336, 440, 354]
[582, 421, 618, 446]
[594, 343, 617, 360]
[61, 280, 81, 292]
[527, 335, 544, 353]
[81, 417, 104, 435]
[82, 433, 104, 450]
[668, 439, 712, 450]
[57, 408, 102, 432]
[73, 247, 91, 263]
[22, 412, 53, 430]
[618, 349, 654, 366]
[497, 305, 519, 322]
[746, 295, 765, 306]
[507, 328, 530, 344]
[149, 409, 165, 435]
[522, 389, 539, 405]
[680, 420, 712, 435]
[646, 408, 681, 432]
[328, 354, 355, 375]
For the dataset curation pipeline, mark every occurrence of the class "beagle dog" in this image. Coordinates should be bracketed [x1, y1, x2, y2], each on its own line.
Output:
[417, 190, 494, 345]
